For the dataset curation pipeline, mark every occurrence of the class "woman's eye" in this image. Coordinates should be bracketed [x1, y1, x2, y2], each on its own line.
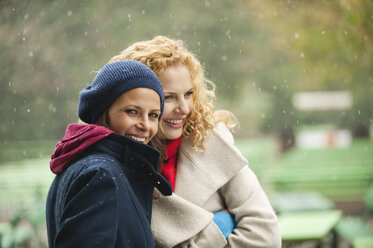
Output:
[165, 95, 173, 100]
[185, 90, 193, 97]
[126, 109, 137, 114]
[149, 113, 159, 119]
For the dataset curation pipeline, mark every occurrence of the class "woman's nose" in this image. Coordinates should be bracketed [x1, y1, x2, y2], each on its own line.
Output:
[176, 98, 190, 115]
[136, 116, 150, 131]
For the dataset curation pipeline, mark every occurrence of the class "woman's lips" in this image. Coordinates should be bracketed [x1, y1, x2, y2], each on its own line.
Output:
[164, 119, 184, 129]
[126, 135, 146, 143]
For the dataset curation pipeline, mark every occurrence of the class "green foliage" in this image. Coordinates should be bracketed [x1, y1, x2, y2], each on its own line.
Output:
[0, 225, 32, 248]
[247, 0, 373, 138]
[0, 190, 47, 248]
[0, 157, 53, 213]
[0, 140, 56, 163]
[0, 0, 264, 140]
[0, 0, 372, 141]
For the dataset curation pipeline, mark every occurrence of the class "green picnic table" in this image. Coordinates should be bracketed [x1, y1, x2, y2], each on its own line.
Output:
[271, 191, 335, 213]
[279, 210, 342, 247]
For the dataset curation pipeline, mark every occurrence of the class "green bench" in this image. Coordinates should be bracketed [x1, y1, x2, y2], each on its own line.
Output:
[270, 191, 335, 213]
[353, 237, 373, 248]
[269, 192, 342, 247]
[335, 217, 373, 248]
[262, 161, 373, 200]
[254, 140, 373, 200]
[279, 210, 342, 247]
[335, 185, 373, 248]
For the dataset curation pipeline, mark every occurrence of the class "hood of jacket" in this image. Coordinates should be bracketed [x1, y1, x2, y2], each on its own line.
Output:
[50, 124, 114, 174]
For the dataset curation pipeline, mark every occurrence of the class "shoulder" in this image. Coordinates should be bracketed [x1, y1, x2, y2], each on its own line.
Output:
[207, 122, 247, 166]
[210, 122, 235, 146]
[178, 122, 247, 186]
[49, 154, 123, 214]
[174, 123, 248, 205]
[180, 122, 244, 163]
[71, 152, 120, 175]
[200, 122, 237, 154]
[58, 153, 122, 193]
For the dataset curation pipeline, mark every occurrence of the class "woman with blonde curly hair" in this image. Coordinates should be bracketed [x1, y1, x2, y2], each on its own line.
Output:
[110, 36, 281, 248]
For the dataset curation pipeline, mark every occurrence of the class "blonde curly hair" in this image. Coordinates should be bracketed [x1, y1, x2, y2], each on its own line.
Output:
[109, 36, 236, 150]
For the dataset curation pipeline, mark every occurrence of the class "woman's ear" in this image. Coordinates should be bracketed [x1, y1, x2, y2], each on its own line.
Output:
[94, 110, 110, 128]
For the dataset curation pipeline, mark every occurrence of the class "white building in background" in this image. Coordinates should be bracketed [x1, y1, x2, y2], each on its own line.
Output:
[292, 91, 353, 111]
[292, 91, 353, 149]
[296, 129, 352, 149]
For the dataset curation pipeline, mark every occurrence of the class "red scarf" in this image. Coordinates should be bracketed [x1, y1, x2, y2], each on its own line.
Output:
[50, 124, 114, 174]
[160, 137, 182, 191]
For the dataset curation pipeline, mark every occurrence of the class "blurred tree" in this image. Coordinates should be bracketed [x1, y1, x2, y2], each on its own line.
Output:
[241, 0, 373, 147]
[255, 0, 372, 138]
[0, 0, 263, 142]
[1, 0, 371, 148]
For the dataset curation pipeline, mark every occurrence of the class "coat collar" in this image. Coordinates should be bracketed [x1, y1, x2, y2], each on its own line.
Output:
[92, 133, 159, 167]
[90, 133, 172, 196]
[174, 122, 248, 206]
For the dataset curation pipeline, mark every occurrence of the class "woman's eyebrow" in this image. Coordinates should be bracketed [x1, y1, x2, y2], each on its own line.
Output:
[123, 105, 141, 109]
[164, 88, 194, 94]
[125, 105, 161, 112]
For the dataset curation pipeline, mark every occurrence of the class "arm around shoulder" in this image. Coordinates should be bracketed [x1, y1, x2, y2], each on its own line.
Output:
[213, 122, 281, 247]
[176, 221, 228, 248]
[152, 192, 228, 248]
[222, 166, 282, 248]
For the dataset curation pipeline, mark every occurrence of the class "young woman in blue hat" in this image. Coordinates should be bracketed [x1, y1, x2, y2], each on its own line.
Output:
[46, 60, 172, 248]
[109, 36, 281, 248]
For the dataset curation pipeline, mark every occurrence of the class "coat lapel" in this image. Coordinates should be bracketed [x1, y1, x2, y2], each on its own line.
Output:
[151, 192, 214, 247]
[174, 123, 248, 207]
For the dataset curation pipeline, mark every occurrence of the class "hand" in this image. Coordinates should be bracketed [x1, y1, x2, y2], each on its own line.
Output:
[213, 210, 235, 238]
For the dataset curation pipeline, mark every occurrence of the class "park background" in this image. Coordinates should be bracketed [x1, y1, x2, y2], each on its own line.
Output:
[0, 0, 372, 247]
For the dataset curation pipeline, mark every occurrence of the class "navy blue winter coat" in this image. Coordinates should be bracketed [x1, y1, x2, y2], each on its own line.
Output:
[46, 124, 172, 248]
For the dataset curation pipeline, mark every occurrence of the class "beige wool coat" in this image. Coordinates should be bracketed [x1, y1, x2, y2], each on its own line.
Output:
[151, 122, 281, 248]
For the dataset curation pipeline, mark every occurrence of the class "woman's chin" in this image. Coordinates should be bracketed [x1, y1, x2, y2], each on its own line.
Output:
[160, 127, 183, 140]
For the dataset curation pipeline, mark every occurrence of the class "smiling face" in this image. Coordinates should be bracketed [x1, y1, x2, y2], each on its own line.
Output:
[107, 87, 161, 144]
[158, 64, 194, 140]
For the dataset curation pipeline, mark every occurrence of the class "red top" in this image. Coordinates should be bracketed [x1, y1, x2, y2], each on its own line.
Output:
[160, 137, 182, 191]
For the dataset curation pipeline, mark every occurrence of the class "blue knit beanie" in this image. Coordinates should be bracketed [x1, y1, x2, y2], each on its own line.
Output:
[78, 60, 164, 124]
